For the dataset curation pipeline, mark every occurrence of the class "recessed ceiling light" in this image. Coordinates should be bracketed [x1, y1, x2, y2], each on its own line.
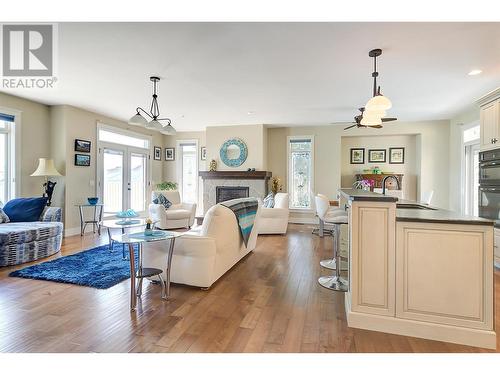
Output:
[247, 111, 254, 115]
[468, 69, 482, 76]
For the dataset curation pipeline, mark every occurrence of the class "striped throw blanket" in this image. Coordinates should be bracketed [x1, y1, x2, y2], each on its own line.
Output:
[221, 198, 259, 247]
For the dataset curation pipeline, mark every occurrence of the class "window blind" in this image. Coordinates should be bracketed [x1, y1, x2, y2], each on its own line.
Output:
[0, 113, 15, 122]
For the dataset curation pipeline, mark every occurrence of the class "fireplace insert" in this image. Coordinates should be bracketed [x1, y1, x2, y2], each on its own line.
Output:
[216, 186, 249, 203]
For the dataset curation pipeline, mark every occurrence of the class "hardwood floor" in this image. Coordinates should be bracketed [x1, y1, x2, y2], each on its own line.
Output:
[1, 224, 499, 353]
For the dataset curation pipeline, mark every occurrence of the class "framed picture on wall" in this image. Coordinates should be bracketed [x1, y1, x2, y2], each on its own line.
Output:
[350, 148, 365, 164]
[201, 146, 207, 161]
[389, 147, 405, 164]
[368, 149, 386, 163]
[74, 154, 91, 166]
[74, 139, 91, 153]
[153, 146, 162, 160]
[165, 147, 175, 161]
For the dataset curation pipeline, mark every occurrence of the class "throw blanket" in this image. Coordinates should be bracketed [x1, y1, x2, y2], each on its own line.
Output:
[221, 198, 258, 247]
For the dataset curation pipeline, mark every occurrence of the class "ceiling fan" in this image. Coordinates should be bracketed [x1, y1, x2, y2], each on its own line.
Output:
[343, 107, 397, 130]
[342, 48, 397, 130]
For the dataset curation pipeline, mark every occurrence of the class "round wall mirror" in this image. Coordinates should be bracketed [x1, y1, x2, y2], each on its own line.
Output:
[220, 138, 248, 167]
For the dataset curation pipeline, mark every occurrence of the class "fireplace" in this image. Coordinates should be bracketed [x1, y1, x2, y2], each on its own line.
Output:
[216, 186, 249, 203]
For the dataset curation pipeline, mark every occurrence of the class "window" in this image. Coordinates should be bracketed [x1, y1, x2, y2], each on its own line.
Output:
[98, 128, 150, 149]
[463, 124, 480, 216]
[176, 140, 199, 204]
[0, 113, 16, 204]
[287, 136, 314, 209]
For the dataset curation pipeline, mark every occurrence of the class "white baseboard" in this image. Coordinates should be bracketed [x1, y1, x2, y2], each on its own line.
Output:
[288, 217, 317, 225]
[344, 294, 497, 349]
[64, 227, 81, 237]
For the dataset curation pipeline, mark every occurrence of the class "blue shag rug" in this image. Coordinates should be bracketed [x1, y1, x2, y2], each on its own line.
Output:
[9, 243, 139, 289]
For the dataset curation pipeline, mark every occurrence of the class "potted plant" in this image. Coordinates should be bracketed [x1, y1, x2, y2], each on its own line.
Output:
[270, 176, 283, 194]
[156, 181, 178, 191]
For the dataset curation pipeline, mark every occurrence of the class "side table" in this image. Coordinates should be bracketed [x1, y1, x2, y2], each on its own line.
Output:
[76, 204, 104, 236]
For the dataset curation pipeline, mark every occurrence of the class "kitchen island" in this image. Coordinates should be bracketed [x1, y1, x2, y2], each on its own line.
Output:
[339, 189, 496, 349]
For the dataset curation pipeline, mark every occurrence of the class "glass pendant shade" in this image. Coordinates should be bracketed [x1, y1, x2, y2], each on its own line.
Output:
[362, 109, 386, 120]
[128, 113, 147, 126]
[365, 95, 392, 111]
[360, 116, 382, 126]
[160, 124, 177, 136]
[146, 119, 163, 130]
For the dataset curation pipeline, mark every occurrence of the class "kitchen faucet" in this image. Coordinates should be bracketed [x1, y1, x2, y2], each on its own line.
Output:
[382, 175, 401, 195]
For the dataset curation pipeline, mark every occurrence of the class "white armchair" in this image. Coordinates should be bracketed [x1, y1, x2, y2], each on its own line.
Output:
[258, 192, 289, 234]
[143, 201, 261, 288]
[148, 190, 196, 230]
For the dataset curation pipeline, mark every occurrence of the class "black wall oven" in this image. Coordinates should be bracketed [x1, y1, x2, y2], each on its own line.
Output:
[479, 149, 500, 225]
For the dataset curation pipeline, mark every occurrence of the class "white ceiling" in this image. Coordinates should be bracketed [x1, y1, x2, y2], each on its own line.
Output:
[2, 22, 500, 130]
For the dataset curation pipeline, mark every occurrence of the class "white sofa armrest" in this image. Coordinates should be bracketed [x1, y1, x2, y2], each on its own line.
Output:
[180, 202, 197, 225]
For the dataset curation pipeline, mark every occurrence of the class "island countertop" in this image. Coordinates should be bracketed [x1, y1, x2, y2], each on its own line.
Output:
[339, 189, 493, 226]
[339, 188, 398, 202]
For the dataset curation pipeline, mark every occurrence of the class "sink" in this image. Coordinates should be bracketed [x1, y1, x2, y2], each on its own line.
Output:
[396, 203, 437, 210]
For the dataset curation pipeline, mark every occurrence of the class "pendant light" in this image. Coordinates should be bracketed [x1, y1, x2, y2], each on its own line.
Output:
[365, 49, 392, 111]
[128, 76, 175, 134]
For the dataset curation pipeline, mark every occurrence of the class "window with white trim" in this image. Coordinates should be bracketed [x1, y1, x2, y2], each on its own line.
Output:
[0, 113, 16, 204]
[287, 136, 314, 209]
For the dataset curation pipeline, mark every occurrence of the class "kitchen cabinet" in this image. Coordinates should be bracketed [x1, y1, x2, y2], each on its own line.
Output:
[341, 189, 496, 349]
[480, 99, 500, 151]
[494, 228, 500, 268]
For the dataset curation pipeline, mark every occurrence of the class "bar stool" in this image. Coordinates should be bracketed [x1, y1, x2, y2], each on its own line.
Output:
[318, 214, 349, 292]
[315, 194, 345, 270]
[313, 194, 344, 238]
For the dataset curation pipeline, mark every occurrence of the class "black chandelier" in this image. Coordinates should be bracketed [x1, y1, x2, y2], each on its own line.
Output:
[128, 76, 176, 135]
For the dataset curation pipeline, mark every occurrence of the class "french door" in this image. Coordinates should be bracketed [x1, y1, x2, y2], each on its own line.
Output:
[98, 142, 150, 216]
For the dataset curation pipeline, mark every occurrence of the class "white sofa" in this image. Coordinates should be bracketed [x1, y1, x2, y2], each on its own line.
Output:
[148, 190, 196, 230]
[258, 192, 289, 234]
[143, 200, 261, 288]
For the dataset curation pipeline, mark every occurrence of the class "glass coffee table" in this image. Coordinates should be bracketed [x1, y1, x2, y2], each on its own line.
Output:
[101, 218, 153, 259]
[111, 230, 183, 311]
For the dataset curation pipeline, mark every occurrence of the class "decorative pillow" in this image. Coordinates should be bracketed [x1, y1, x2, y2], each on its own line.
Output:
[263, 192, 275, 208]
[152, 192, 172, 210]
[0, 207, 10, 223]
[2, 197, 48, 222]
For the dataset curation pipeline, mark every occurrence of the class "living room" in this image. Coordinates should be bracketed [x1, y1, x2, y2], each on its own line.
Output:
[1, 1, 500, 373]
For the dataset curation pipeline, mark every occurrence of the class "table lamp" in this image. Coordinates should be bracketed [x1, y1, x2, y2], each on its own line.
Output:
[31, 158, 62, 206]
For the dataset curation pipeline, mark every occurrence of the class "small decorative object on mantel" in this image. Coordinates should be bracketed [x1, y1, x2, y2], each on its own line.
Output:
[201, 147, 207, 160]
[75, 154, 91, 166]
[389, 147, 405, 164]
[371, 166, 381, 174]
[74, 139, 91, 153]
[165, 147, 175, 161]
[270, 176, 283, 194]
[246, 168, 256, 172]
[153, 147, 161, 160]
[350, 148, 365, 164]
[368, 149, 386, 163]
[156, 181, 177, 191]
[209, 159, 217, 172]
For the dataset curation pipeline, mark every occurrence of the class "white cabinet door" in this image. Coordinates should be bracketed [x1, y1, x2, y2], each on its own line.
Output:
[396, 222, 494, 330]
[480, 100, 499, 151]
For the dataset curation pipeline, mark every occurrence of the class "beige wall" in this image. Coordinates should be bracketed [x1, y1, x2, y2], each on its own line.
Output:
[341, 135, 418, 201]
[0, 92, 51, 198]
[206, 124, 267, 171]
[267, 120, 451, 211]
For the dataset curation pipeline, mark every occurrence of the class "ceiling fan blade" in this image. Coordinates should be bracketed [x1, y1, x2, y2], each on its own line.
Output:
[344, 124, 358, 130]
[368, 125, 383, 129]
[381, 117, 397, 122]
